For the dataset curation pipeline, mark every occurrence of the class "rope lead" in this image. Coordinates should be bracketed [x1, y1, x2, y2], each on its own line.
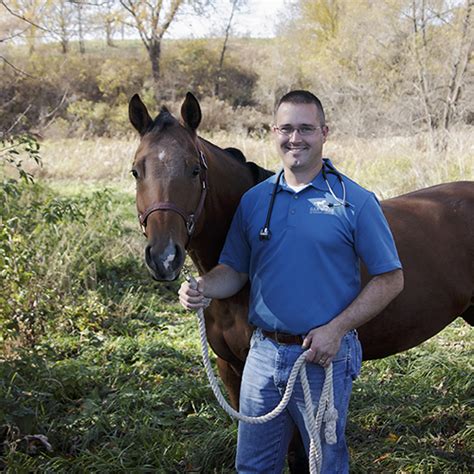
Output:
[188, 276, 338, 473]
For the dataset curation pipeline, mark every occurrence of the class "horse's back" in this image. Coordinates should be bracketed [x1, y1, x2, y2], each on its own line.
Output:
[359, 181, 474, 359]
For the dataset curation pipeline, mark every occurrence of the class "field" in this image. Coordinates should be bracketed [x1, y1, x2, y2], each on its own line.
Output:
[1, 130, 473, 472]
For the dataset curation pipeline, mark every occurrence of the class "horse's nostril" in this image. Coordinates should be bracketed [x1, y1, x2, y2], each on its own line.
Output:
[145, 244, 152, 263]
[174, 245, 182, 266]
[144, 242, 184, 280]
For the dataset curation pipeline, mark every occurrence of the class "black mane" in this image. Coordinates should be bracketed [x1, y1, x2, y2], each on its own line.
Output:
[224, 147, 274, 184]
[150, 107, 178, 133]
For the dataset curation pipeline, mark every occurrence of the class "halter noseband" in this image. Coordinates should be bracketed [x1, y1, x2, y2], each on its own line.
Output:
[138, 149, 208, 243]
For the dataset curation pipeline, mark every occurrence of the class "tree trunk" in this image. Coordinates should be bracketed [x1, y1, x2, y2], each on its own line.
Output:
[215, 0, 239, 97]
[148, 40, 161, 100]
[61, 38, 68, 54]
[106, 19, 115, 47]
[77, 3, 85, 54]
[441, 0, 473, 133]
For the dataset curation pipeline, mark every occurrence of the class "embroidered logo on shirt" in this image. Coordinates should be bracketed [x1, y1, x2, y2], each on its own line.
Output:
[308, 198, 335, 215]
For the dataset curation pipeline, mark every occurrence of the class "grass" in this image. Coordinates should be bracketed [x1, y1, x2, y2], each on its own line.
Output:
[31, 127, 474, 199]
[2, 131, 473, 472]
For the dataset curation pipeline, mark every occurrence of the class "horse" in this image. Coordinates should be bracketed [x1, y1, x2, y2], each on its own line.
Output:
[128, 92, 474, 469]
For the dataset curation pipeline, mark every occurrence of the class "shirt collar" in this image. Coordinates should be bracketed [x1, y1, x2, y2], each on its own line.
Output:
[268, 159, 340, 194]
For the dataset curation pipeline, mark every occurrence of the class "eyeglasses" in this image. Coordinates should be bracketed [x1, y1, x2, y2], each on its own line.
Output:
[274, 125, 322, 136]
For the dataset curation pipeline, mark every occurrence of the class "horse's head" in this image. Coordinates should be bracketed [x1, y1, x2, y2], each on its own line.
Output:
[129, 92, 207, 281]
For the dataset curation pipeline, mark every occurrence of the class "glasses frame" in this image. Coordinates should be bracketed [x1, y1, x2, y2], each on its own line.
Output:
[273, 125, 322, 137]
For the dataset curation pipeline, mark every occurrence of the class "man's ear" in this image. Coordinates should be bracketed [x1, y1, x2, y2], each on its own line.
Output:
[322, 125, 329, 143]
[129, 94, 153, 136]
[180, 92, 202, 131]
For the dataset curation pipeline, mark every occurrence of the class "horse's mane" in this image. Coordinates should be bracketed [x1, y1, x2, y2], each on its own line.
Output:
[223, 146, 273, 184]
[149, 107, 178, 134]
[217, 144, 274, 184]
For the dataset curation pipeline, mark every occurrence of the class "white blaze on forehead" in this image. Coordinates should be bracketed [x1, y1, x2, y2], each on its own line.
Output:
[158, 150, 166, 161]
[161, 238, 176, 271]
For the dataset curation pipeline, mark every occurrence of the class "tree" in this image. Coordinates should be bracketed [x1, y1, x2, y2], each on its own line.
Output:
[119, 0, 186, 99]
[439, 1, 473, 135]
[119, 1, 215, 100]
[39, 0, 75, 54]
[403, 0, 473, 149]
[214, 0, 246, 97]
[275, 0, 473, 141]
[0, 0, 48, 53]
[101, 0, 123, 47]
[71, 0, 87, 54]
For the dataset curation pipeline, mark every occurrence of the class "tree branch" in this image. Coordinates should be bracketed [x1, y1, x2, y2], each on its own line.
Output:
[0, 56, 35, 78]
[0, 1, 49, 32]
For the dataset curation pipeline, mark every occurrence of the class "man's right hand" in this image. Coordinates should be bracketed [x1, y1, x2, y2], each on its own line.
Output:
[178, 278, 212, 311]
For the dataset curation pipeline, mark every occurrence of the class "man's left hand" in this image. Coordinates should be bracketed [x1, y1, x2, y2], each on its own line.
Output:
[302, 325, 343, 367]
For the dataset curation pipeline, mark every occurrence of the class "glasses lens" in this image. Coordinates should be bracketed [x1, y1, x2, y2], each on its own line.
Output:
[299, 126, 317, 135]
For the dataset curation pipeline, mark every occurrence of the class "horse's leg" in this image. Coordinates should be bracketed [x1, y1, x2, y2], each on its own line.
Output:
[288, 429, 309, 474]
[216, 356, 242, 409]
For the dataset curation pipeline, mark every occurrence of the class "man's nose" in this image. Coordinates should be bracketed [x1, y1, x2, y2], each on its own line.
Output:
[288, 128, 302, 140]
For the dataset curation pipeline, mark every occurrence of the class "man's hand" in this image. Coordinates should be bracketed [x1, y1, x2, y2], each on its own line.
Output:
[178, 278, 212, 311]
[177, 264, 248, 312]
[302, 269, 403, 367]
[302, 324, 343, 368]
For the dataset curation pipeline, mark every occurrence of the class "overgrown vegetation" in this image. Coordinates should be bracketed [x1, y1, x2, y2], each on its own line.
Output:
[0, 135, 472, 472]
[1, 1, 472, 143]
[1, 1, 472, 469]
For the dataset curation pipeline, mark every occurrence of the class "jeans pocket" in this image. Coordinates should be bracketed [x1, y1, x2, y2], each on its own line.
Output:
[249, 328, 263, 349]
[349, 332, 363, 380]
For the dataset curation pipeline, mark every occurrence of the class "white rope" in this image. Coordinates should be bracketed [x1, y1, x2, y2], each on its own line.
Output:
[190, 276, 338, 474]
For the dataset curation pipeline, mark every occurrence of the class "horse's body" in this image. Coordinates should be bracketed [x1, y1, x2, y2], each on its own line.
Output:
[128, 92, 474, 464]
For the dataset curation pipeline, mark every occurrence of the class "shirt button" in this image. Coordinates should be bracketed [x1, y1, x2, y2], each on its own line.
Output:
[294, 195, 298, 200]
[290, 209, 295, 215]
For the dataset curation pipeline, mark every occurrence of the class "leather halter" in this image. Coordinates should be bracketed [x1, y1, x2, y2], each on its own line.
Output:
[138, 149, 208, 243]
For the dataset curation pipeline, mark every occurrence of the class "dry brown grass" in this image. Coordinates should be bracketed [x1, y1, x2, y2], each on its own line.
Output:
[31, 129, 473, 199]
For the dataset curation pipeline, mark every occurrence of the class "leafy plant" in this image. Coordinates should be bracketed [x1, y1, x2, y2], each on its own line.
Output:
[0, 134, 41, 184]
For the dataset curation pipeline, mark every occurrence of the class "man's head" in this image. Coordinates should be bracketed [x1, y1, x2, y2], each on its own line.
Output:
[273, 90, 328, 180]
[275, 90, 326, 126]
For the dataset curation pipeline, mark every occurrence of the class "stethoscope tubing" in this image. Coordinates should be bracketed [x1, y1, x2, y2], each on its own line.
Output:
[259, 160, 347, 241]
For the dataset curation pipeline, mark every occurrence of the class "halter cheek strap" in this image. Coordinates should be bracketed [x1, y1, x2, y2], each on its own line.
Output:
[138, 150, 208, 242]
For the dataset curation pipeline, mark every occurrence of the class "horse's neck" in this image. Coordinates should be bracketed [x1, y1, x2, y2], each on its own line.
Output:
[189, 141, 256, 274]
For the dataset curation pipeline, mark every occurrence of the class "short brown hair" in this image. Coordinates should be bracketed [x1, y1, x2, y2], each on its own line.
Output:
[276, 90, 325, 126]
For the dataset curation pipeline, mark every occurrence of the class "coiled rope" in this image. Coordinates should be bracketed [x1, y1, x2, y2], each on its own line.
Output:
[188, 276, 338, 474]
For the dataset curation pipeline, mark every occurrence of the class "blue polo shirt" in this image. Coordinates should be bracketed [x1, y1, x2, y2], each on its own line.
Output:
[219, 159, 402, 335]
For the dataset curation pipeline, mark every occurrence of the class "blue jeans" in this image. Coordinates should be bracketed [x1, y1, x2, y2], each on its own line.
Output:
[236, 328, 362, 474]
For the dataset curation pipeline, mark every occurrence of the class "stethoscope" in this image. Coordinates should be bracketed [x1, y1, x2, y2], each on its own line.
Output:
[259, 159, 348, 241]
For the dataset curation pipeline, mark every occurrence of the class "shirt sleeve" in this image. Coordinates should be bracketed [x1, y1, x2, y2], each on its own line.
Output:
[218, 202, 251, 274]
[354, 193, 402, 275]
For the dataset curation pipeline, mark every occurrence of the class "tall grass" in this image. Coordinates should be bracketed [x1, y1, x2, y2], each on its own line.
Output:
[2, 131, 473, 472]
[33, 128, 473, 199]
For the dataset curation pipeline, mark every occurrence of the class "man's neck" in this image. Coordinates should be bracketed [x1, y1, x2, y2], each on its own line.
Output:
[283, 161, 323, 187]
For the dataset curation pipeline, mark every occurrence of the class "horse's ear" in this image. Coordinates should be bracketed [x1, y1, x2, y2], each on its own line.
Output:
[129, 94, 153, 136]
[180, 92, 201, 131]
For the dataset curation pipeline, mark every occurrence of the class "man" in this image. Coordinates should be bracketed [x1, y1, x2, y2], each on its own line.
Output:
[179, 90, 403, 473]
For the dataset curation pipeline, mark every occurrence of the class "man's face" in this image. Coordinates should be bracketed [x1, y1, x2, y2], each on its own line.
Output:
[273, 102, 328, 175]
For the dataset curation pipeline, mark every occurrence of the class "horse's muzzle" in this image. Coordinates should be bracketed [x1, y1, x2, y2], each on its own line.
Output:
[145, 241, 184, 281]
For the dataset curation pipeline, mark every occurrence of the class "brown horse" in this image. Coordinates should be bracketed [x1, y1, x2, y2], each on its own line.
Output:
[128, 91, 474, 464]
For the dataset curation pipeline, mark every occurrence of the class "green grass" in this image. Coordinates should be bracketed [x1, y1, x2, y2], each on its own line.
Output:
[1, 137, 473, 472]
[1, 294, 472, 471]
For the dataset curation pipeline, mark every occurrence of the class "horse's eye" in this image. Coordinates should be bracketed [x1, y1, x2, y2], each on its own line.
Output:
[130, 169, 139, 179]
[192, 165, 201, 176]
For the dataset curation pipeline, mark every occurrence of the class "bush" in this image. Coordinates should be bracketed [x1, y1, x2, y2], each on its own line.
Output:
[0, 181, 125, 346]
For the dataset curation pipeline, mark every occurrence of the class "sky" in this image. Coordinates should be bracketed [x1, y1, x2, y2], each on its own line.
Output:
[167, 0, 289, 39]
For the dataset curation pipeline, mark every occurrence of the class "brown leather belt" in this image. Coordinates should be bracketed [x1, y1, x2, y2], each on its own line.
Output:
[262, 330, 304, 345]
